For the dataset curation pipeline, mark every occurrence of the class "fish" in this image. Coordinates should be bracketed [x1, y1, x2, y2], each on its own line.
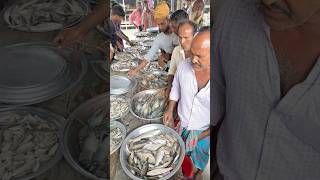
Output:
[126, 131, 181, 179]
[111, 60, 138, 72]
[110, 96, 129, 120]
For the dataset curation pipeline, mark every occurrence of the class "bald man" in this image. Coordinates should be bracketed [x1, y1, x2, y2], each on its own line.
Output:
[163, 30, 210, 179]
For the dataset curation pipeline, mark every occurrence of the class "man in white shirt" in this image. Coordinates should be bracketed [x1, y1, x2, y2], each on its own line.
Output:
[167, 20, 197, 94]
[163, 30, 210, 179]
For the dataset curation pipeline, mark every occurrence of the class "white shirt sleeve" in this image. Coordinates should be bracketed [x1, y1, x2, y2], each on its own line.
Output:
[143, 35, 161, 61]
[169, 61, 182, 101]
[168, 47, 179, 75]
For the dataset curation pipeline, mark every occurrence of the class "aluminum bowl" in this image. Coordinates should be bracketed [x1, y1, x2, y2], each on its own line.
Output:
[62, 93, 108, 180]
[129, 88, 167, 122]
[110, 94, 130, 121]
[110, 121, 127, 155]
[120, 124, 185, 180]
[0, 107, 64, 180]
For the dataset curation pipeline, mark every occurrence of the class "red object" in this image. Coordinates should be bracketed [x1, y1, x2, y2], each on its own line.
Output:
[182, 156, 194, 178]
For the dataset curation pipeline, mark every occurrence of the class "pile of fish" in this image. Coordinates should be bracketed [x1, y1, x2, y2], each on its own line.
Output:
[140, 73, 168, 89]
[3, 0, 88, 32]
[111, 60, 138, 72]
[126, 130, 180, 179]
[124, 46, 147, 57]
[142, 62, 163, 73]
[0, 113, 59, 180]
[132, 90, 168, 119]
[114, 52, 135, 61]
[110, 127, 124, 154]
[110, 95, 129, 120]
[135, 31, 150, 37]
[78, 110, 107, 178]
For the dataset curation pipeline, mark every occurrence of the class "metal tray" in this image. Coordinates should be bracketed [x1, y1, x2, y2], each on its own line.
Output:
[110, 75, 137, 95]
[120, 124, 185, 180]
[0, 106, 65, 180]
[62, 93, 108, 180]
[0, 42, 87, 107]
[2, 0, 89, 32]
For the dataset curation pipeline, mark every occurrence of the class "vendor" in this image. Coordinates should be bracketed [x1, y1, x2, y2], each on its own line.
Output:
[163, 29, 210, 180]
[128, 3, 183, 78]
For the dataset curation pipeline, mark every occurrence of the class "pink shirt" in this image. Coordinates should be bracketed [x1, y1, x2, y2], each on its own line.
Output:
[170, 60, 210, 131]
[129, 9, 142, 27]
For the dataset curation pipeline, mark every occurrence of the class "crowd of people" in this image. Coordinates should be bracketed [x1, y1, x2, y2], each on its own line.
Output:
[53, 0, 210, 179]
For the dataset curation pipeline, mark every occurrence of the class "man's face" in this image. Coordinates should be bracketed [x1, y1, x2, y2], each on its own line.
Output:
[178, 24, 194, 51]
[111, 15, 123, 24]
[262, 0, 320, 30]
[156, 18, 170, 32]
[170, 21, 179, 35]
[137, 3, 142, 11]
[190, 32, 210, 71]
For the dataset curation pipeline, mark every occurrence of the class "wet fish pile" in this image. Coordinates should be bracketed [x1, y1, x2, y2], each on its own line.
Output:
[110, 96, 129, 120]
[124, 46, 147, 57]
[140, 73, 168, 89]
[114, 52, 135, 61]
[132, 90, 168, 119]
[111, 60, 138, 72]
[78, 110, 107, 178]
[110, 127, 124, 154]
[126, 130, 180, 179]
[135, 31, 150, 37]
[0, 113, 59, 180]
[3, 0, 88, 32]
[142, 62, 163, 73]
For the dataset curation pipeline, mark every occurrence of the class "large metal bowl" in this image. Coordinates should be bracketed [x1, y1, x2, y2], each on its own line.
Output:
[120, 124, 185, 180]
[0, 107, 64, 180]
[110, 75, 138, 95]
[129, 88, 167, 122]
[110, 94, 130, 121]
[62, 93, 108, 180]
[110, 121, 126, 155]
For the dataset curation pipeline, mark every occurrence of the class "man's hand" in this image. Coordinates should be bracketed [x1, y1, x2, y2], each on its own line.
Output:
[158, 54, 167, 68]
[163, 110, 174, 127]
[128, 68, 140, 79]
[53, 26, 87, 48]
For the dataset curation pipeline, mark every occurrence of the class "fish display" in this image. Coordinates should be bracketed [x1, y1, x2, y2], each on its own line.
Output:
[132, 90, 168, 119]
[142, 62, 163, 73]
[125, 130, 181, 179]
[114, 52, 135, 61]
[135, 31, 150, 37]
[140, 72, 168, 89]
[78, 110, 107, 178]
[3, 0, 88, 32]
[111, 60, 138, 72]
[124, 45, 148, 58]
[110, 95, 130, 120]
[0, 113, 59, 180]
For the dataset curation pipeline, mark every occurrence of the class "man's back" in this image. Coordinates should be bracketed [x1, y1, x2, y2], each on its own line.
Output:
[213, 0, 320, 179]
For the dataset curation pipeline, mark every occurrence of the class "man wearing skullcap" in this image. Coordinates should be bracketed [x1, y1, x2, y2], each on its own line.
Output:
[128, 2, 181, 78]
